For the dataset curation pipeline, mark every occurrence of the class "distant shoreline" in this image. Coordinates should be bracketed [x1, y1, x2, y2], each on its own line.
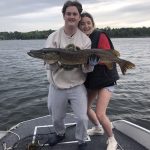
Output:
[1, 37, 150, 41]
[0, 27, 150, 40]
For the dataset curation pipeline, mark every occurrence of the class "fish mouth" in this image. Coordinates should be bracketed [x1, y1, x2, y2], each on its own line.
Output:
[27, 51, 42, 58]
[27, 52, 34, 57]
[27, 52, 32, 56]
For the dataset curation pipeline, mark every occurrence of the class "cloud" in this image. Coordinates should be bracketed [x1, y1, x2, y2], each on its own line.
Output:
[0, 0, 150, 32]
[83, 0, 150, 28]
[0, 0, 100, 17]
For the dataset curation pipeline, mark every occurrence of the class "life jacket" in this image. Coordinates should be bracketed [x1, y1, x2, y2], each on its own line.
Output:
[90, 29, 114, 50]
[84, 29, 119, 89]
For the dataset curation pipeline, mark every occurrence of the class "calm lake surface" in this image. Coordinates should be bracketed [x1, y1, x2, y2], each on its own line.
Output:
[0, 38, 150, 130]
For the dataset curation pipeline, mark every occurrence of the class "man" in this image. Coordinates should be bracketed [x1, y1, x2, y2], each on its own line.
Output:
[45, 1, 91, 149]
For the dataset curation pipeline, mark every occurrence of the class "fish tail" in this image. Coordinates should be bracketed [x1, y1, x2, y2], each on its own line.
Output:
[118, 59, 135, 75]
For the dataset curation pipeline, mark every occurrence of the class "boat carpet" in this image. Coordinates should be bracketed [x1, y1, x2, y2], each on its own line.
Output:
[0, 114, 148, 150]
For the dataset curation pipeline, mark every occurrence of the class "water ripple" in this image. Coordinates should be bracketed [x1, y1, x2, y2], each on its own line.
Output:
[0, 39, 150, 130]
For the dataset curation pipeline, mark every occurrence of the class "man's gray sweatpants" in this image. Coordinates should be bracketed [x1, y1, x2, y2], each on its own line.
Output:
[47, 83, 88, 142]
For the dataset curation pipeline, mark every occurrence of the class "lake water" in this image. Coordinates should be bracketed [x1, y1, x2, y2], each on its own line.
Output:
[0, 38, 150, 131]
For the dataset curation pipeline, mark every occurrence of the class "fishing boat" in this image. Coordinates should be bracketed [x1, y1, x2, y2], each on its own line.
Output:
[0, 113, 150, 150]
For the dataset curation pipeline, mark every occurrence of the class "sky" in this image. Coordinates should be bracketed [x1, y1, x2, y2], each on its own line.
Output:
[0, 0, 150, 32]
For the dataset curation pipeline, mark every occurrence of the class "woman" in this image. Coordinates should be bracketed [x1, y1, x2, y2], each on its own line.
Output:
[79, 12, 119, 150]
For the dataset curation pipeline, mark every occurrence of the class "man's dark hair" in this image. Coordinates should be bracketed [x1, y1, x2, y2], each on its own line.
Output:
[62, 0, 83, 15]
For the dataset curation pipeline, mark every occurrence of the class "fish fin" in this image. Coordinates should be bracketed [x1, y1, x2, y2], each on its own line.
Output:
[66, 44, 81, 51]
[105, 62, 113, 70]
[112, 49, 120, 57]
[118, 59, 135, 75]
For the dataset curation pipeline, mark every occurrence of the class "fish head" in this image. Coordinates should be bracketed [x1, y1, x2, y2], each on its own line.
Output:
[27, 50, 60, 63]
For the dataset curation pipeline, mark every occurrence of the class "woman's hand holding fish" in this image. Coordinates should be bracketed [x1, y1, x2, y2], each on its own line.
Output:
[88, 54, 100, 66]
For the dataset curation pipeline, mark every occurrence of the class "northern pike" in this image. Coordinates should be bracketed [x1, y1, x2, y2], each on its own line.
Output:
[27, 44, 135, 75]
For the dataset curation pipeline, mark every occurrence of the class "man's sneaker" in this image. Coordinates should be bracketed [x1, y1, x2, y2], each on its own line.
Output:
[48, 133, 65, 146]
[78, 142, 87, 150]
[87, 126, 104, 136]
[106, 136, 117, 150]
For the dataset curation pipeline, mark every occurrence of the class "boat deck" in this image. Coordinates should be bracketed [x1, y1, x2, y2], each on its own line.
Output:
[0, 114, 148, 150]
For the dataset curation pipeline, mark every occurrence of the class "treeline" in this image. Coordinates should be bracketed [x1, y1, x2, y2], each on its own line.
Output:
[0, 29, 54, 40]
[103, 27, 150, 38]
[0, 27, 150, 40]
